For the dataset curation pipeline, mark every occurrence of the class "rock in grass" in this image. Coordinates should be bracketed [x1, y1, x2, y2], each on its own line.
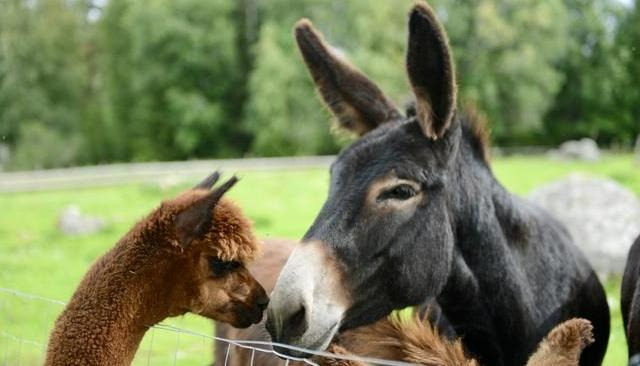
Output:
[58, 205, 105, 235]
[548, 138, 601, 162]
[529, 174, 640, 275]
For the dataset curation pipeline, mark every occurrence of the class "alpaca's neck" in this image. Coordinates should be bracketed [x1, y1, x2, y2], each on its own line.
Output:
[45, 218, 181, 366]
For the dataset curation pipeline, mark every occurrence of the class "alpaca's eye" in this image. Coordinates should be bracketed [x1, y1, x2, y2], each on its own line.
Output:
[209, 257, 241, 276]
[378, 184, 418, 201]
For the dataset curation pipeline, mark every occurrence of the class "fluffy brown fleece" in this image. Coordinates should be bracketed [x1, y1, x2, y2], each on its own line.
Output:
[327, 314, 477, 366]
[317, 317, 593, 366]
[525, 318, 594, 366]
[460, 102, 491, 165]
[45, 174, 267, 366]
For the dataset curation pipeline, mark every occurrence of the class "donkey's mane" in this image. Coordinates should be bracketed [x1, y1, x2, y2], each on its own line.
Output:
[405, 101, 490, 165]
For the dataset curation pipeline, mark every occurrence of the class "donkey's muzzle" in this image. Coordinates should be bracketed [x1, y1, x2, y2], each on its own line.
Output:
[266, 241, 349, 357]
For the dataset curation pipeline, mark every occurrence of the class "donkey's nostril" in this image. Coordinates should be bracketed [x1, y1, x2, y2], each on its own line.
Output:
[287, 305, 307, 332]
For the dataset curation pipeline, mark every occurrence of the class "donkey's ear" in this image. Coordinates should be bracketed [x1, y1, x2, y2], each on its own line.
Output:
[175, 176, 238, 248]
[294, 19, 401, 136]
[406, 3, 457, 140]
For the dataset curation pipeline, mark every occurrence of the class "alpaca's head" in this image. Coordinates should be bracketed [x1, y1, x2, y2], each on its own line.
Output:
[158, 172, 268, 328]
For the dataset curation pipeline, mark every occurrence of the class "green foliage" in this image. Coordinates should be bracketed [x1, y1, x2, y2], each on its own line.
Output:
[9, 122, 81, 170]
[0, 0, 638, 169]
[99, 0, 244, 161]
[0, 0, 87, 166]
[438, 0, 571, 143]
[544, 0, 635, 147]
[245, 21, 338, 156]
[614, 1, 640, 146]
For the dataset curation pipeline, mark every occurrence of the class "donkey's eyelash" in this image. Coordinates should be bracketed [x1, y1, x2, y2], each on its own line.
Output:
[378, 184, 419, 201]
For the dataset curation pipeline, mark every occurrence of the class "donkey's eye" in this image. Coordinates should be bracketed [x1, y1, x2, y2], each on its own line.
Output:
[379, 184, 418, 201]
[209, 257, 241, 276]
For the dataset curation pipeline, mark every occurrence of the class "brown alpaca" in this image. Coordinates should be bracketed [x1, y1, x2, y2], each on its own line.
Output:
[45, 172, 269, 366]
[317, 317, 593, 366]
[524, 318, 594, 366]
[215, 242, 593, 366]
[325, 314, 478, 366]
[214, 238, 295, 366]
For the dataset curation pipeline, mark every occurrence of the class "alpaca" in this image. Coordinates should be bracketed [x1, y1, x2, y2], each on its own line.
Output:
[318, 317, 593, 366]
[214, 240, 593, 366]
[214, 238, 295, 366]
[45, 172, 269, 366]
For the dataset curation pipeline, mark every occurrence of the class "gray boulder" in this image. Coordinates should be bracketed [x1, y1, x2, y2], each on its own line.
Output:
[549, 138, 601, 162]
[528, 174, 640, 274]
[57, 205, 105, 235]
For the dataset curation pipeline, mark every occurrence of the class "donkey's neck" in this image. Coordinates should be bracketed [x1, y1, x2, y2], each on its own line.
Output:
[436, 140, 537, 365]
[45, 218, 183, 366]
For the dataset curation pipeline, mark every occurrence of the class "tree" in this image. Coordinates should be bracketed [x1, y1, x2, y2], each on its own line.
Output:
[435, 0, 571, 144]
[99, 0, 244, 161]
[0, 0, 88, 169]
[245, 0, 408, 156]
[543, 0, 632, 146]
[613, 0, 640, 146]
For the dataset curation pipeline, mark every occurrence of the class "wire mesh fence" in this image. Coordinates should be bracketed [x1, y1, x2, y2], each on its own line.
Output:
[0, 287, 415, 366]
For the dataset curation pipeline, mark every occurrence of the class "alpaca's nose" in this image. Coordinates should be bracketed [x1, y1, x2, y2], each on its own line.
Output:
[256, 293, 270, 311]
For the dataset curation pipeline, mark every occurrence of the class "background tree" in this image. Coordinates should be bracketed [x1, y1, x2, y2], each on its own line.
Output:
[99, 0, 245, 161]
[544, 0, 633, 146]
[614, 0, 640, 146]
[0, 0, 87, 169]
[0, 0, 636, 170]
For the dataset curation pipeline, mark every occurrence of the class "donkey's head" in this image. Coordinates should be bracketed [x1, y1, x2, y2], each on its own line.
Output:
[267, 3, 478, 355]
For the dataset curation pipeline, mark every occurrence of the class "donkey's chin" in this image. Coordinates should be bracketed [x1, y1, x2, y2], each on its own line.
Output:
[273, 321, 341, 358]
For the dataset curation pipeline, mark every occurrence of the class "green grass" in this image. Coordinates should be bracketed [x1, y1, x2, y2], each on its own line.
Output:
[0, 154, 637, 365]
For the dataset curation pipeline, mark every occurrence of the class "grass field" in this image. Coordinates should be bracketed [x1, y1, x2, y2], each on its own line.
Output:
[0, 154, 638, 365]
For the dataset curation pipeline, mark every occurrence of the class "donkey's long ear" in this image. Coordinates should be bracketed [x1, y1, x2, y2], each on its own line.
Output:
[176, 176, 239, 248]
[406, 3, 457, 140]
[294, 19, 401, 136]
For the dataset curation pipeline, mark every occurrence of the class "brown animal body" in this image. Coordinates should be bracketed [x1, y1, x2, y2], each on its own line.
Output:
[45, 172, 269, 366]
[215, 240, 593, 366]
[214, 238, 295, 366]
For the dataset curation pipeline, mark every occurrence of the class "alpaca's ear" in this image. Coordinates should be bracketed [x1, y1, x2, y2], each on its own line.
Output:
[294, 19, 401, 136]
[176, 176, 238, 248]
[193, 171, 220, 190]
[406, 3, 457, 140]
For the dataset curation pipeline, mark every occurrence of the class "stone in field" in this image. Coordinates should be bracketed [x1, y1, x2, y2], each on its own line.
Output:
[528, 174, 640, 274]
[57, 205, 105, 235]
[549, 138, 600, 162]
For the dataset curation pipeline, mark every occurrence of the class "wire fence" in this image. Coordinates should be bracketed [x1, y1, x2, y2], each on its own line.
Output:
[0, 287, 415, 366]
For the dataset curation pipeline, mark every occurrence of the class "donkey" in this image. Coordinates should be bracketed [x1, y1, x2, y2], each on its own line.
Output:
[265, 3, 609, 366]
[622, 234, 640, 365]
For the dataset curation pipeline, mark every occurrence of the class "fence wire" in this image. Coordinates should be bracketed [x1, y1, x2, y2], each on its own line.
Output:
[0, 287, 415, 366]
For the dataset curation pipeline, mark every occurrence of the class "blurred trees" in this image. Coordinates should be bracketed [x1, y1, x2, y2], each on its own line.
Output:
[544, 0, 632, 146]
[440, 0, 571, 145]
[0, 0, 638, 170]
[99, 0, 245, 162]
[0, 0, 88, 169]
